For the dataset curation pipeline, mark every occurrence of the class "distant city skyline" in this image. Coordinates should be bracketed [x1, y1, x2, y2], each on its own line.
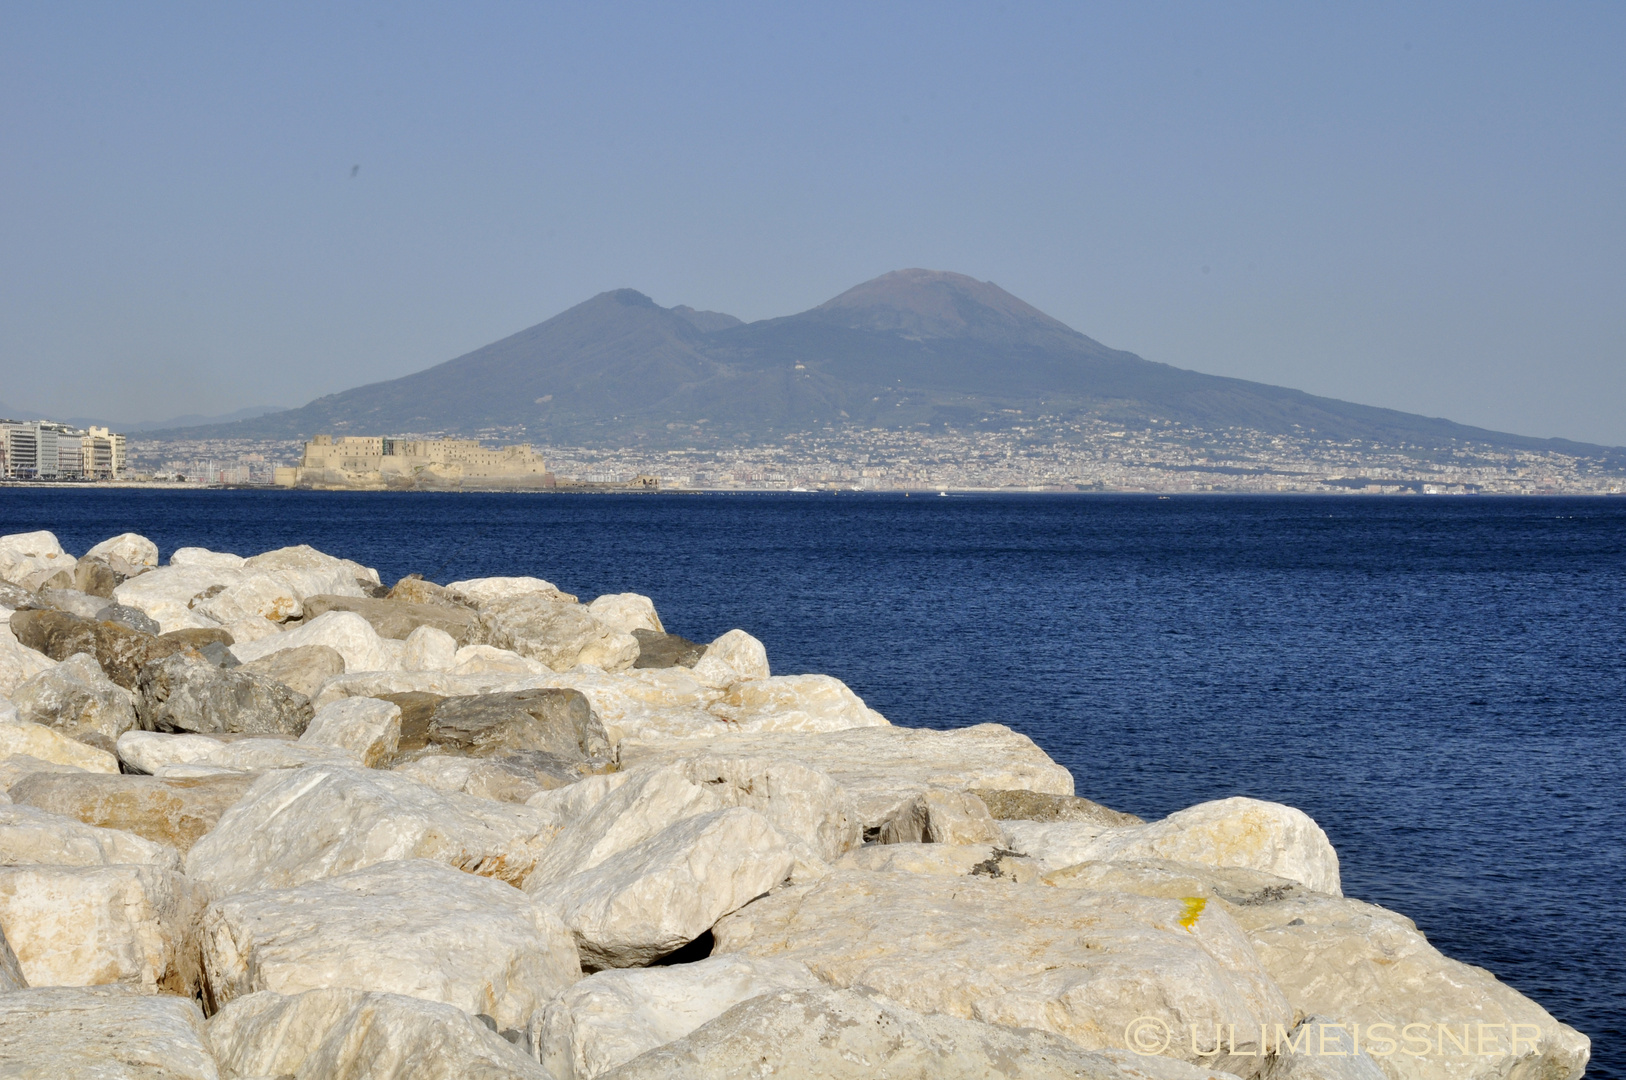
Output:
[3, 4, 1623, 444]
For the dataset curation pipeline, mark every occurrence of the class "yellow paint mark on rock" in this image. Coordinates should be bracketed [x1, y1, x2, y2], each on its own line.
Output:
[1179, 896, 1207, 930]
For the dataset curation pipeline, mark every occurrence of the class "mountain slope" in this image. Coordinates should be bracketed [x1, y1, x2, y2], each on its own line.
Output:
[149, 270, 1620, 461]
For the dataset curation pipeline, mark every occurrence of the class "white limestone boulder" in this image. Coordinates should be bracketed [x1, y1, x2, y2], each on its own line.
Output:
[169, 546, 245, 570]
[0, 803, 180, 870]
[208, 987, 551, 1080]
[238, 643, 346, 698]
[185, 764, 559, 894]
[0, 530, 76, 591]
[85, 532, 161, 571]
[524, 754, 858, 889]
[531, 808, 799, 969]
[0, 863, 206, 993]
[1000, 819, 1121, 871]
[714, 869, 1294, 1078]
[878, 786, 1003, 845]
[242, 543, 379, 597]
[0, 694, 17, 725]
[451, 642, 549, 675]
[448, 575, 575, 607]
[403, 623, 458, 670]
[689, 628, 769, 688]
[625, 723, 1074, 828]
[10, 652, 138, 746]
[164, 737, 356, 775]
[525, 771, 634, 826]
[478, 593, 640, 673]
[190, 573, 302, 625]
[392, 754, 555, 804]
[1053, 797, 1343, 895]
[0, 987, 217, 1080]
[596, 984, 1147, 1080]
[707, 673, 889, 733]
[534, 953, 823, 1079]
[299, 696, 400, 766]
[116, 730, 232, 774]
[199, 858, 580, 1035]
[1231, 891, 1590, 1080]
[0, 622, 56, 697]
[587, 592, 664, 634]
[230, 609, 399, 673]
[0, 719, 119, 773]
[837, 841, 1042, 883]
[112, 562, 242, 633]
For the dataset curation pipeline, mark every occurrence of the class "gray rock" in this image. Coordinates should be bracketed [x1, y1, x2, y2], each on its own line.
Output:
[631, 628, 706, 669]
[599, 985, 1132, 1080]
[239, 642, 347, 698]
[9, 652, 138, 751]
[95, 602, 160, 636]
[972, 787, 1144, 827]
[8, 770, 259, 852]
[71, 555, 126, 598]
[303, 592, 483, 645]
[136, 652, 313, 736]
[427, 687, 608, 760]
[7, 608, 196, 689]
[35, 587, 108, 620]
[0, 921, 24, 990]
[377, 689, 446, 752]
[0, 578, 35, 609]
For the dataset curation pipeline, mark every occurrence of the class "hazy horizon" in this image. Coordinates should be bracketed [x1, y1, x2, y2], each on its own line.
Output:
[3, 4, 1623, 444]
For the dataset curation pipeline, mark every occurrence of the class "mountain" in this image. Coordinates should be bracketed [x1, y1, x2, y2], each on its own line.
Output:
[144, 269, 1620, 461]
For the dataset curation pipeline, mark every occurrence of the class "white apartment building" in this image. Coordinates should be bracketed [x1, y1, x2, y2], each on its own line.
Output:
[0, 420, 126, 480]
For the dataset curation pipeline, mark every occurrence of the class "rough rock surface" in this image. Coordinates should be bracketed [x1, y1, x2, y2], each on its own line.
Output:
[533, 808, 799, 969]
[96, 602, 162, 636]
[116, 730, 234, 774]
[0, 719, 120, 772]
[0, 922, 22, 990]
[392, 754, 561, 803]
[526, 755, 858, 889]
[974, 787, 1145, 826]
[688, 628, 770, 687]
[137, 652, 313, 736]
[598, 985, 1138, 1080]
[85, 532, 161, 571]
[185, 764, 558, 894]
[1052, 797, 1343, 895]
[625, 723, 1075, 827]
[1231, 891, 1590, 1080]
[36, 586, 110, 619]
[0, 753, 85, 793]
[302, 592, 484, 644]
[707, 673, 889, 733]
[448, 575, 576, 607]
[208, 987, 551, 1080]
[999, 820, 1122, 872]
[0, 987, 217, 1080]
[199, 859, 580, 1033]
[837, 841, 1042, 883]
[0, 802, 180, 869]
[714, 869, 1294, 1077]
[112, 561, 242, 633]
[587, 592, 664, 634]
[403, 623, 459, 670]
[0, 531, 77, 591]
[9, 651, 138, 749]
[0, 863, 206, 992]
[8, 770, 259, 851]
[479, 593, 640, 673]
[450, 642, 550, 675]
[426, 687, 606, 759]
[299, 696, 401, 766]
[878, 787, 1003, 845]
[534, 953, 823, 1079]
[7, 607, 195, 688]
[238, 642, 346, 699]
[230, 609, 398, 673]
[0, 625, 56, 698]
[630, 628, 706, 669]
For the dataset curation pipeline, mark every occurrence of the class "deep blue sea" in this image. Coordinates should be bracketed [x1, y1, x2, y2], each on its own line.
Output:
[3, 489, 1621, 1074]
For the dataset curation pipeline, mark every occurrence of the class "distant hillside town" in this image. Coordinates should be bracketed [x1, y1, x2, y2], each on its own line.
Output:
[0, 418, 126, 481]
[274, 434, 552, 490]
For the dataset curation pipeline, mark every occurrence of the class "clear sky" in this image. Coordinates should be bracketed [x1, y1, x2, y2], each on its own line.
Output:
[3, 3, 1623, 444]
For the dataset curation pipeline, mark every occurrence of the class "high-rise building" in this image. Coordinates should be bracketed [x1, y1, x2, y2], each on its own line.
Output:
[0, 420, 126, 480]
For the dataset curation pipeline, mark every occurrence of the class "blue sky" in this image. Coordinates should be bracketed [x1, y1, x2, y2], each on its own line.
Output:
[3, 3, 1623, 443]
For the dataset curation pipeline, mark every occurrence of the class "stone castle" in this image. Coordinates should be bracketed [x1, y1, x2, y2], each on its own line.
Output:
[275, 434, 550, 489]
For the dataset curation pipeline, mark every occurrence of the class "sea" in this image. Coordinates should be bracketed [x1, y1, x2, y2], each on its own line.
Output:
[2, 488, 1621, 1074]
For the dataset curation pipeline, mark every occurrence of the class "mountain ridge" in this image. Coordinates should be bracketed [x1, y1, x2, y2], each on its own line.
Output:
[136, 270, 1622, 463]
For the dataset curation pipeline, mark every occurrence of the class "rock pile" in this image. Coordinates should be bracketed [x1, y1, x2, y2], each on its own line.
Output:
[0, 529, 1592, 1079]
